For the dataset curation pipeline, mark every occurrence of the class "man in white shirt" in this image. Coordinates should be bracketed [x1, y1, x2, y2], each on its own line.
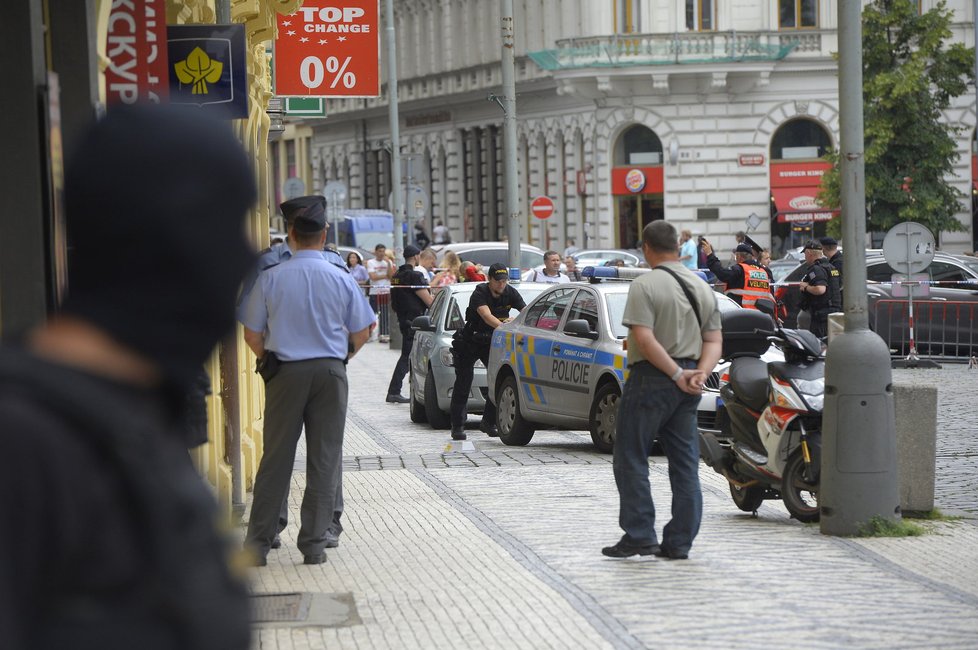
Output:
[367, 244, 394, 342]
[432, 220, 451, 245]
[524, 250, 570, 283]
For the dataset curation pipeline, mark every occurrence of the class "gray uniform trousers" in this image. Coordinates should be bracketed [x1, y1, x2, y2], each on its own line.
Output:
[245, 358, 347, 558]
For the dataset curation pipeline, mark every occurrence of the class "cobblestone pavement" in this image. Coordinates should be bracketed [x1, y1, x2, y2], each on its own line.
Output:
[247, 342, 978, 649]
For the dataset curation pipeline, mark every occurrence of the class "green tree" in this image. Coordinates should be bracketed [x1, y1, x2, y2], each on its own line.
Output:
[818, 0, 974, 239]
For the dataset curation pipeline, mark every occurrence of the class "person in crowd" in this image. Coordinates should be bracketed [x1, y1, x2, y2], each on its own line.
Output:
[679, 229, 698, 271]
[386, 245, 434, 404]
[432, 220, 451, 245]
[564, 237, 580, 258]
[413, 222, 431, 249]
[524, 250, 570, 283]
[240, 201, 374, 567]
[431, 250, 463, 288]
[602, 221, 721, 561]
[604, 258, 626, 268]
[462, 261, 486, 282]
[701, 239, 776, 317]
[419, 248, 437, 283]
[367, 244, 394, 343]
[0, 105, 254, 649]
[450, 263, 526, 441]
[798, 239, 841, 338]
[347, 251, 369, 287]
[564, 255, 583, 281]
[821, 236, 843, 282]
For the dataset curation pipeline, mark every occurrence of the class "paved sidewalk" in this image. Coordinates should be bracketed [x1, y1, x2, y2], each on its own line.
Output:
[244, 341, 978, 649]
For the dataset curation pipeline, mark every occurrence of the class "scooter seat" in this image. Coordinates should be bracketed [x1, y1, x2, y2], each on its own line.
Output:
[728, 357, 769, 412]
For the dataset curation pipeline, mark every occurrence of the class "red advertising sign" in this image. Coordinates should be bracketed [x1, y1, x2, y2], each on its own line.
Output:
[738, 154, 765, 166]
[611, 167, 664, 195]
[274, 2, 380, 97]
[530, 195, 555, 220]
[769, 161, 831, 188]
[105, 0, 169, 105]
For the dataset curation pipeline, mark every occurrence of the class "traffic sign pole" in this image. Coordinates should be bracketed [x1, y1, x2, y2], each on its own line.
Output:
[384, 0, 403, 263]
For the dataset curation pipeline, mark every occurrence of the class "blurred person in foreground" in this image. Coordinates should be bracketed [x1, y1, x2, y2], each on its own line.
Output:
[0, 105, 255, 649]
[602, 221, 722, 561]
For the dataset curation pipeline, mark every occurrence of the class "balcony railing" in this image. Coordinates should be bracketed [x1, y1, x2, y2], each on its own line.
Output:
[529, 30, 825, 70]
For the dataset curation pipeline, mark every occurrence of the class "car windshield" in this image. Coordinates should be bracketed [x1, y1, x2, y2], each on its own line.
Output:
[769, 261, 799, 283]
[459, 248, 543, 270]
[959, 258, 978, 277]
[606, 292, 629, 339]
[445, 284, 548, 331]
[606, 289, 737, 339]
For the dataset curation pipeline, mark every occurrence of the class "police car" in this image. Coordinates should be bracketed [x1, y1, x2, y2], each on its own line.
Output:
[408, 281, 550, 429]
[486, 267, 749, 452]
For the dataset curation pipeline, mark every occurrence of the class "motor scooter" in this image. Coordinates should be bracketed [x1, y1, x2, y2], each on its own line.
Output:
[699, 310, 823, 522]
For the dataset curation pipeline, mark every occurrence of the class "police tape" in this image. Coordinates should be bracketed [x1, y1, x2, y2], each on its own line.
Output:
[769, 279, 978, 287]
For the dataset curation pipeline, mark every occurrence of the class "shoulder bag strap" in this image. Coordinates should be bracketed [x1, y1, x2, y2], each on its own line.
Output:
[654, 265, 703, 329]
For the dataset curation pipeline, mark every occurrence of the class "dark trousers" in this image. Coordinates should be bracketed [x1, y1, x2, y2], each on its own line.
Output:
[387, 321, 416, 396]
[450, 339, 494, 429]
[809, 308, 830, 338]
[245, 358, 347, 558]
[613, 360, 702, 555]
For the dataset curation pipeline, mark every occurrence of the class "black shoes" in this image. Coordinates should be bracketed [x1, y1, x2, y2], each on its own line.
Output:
[601, 541, 660, 558]
[303, 553, 327, 565]
[271, 534, 281, 549]
[479, 422, 499, 437]
[386, 394, 410, 403]
[653, 547, 689, 560]
[450, 426, 466, 441]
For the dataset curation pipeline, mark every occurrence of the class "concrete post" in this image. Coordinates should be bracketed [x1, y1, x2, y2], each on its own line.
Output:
[500, 0, 522, 272]
[820, 0, 901, 536]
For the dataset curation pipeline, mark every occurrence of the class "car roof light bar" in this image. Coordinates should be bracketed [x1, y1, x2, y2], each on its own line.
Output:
[581, 266, 650, 282]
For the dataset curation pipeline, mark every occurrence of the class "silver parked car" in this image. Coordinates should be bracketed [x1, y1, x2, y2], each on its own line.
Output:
[408, 281, 550, 428]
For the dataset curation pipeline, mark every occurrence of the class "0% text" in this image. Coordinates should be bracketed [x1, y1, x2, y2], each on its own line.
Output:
[300, 55, 356, 90]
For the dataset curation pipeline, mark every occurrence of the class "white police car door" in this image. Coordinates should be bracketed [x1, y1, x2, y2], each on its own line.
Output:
[517, 287, 577, 413]
[554, 288, 601, 418]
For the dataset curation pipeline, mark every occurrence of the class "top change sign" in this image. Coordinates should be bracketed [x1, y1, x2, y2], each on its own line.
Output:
[274, 2, 380, 97]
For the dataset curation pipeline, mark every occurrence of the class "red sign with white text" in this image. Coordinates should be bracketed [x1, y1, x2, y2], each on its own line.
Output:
[105, 0, 169, 105]
[274, 2, 380, 97]
[769, 161, 831, 188]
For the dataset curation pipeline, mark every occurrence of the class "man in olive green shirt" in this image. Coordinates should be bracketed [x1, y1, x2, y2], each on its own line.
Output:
[603, 221, 722, 561]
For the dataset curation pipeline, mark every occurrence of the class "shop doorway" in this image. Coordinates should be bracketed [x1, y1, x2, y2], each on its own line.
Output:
[612, 125, 664, 248]
[769, 119, 834, 257]
[616, 195, 663, 248]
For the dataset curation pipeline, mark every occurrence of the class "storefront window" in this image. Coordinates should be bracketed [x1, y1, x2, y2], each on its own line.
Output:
[779, 0, 818, 29]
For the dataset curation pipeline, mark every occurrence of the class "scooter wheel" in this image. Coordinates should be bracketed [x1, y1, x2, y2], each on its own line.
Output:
[729, 483, 765, 512]
[781, 452, 820, 523]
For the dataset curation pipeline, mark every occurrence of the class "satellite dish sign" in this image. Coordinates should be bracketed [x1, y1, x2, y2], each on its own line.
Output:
[882, 221, 936, 275]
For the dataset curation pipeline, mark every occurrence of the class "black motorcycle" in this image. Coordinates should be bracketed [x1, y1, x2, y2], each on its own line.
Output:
[699, 310, 823, 522]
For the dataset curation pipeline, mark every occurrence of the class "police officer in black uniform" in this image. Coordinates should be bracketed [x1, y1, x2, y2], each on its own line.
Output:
[798, 239, 842, 338]
[450, 263, 526, 440]
[820, 236, 843, 280]
[386, 244, 433, 403]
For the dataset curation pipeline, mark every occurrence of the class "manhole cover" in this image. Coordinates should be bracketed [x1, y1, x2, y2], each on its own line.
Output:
[252, 593, 310, 622]
[251, 592, 359, 628]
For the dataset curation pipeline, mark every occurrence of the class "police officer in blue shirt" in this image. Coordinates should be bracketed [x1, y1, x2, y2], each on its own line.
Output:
[238, 195, 347, 315]
[240, 201, 375, 566]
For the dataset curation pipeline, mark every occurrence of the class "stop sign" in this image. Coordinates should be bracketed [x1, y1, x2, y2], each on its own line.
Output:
[530, 195, 555, 220]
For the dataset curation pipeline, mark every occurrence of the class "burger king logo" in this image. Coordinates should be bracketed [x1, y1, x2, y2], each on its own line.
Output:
[625, 169, 646, 193]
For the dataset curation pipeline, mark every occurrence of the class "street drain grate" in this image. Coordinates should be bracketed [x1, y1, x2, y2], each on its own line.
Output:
[251, 592, 359, 628]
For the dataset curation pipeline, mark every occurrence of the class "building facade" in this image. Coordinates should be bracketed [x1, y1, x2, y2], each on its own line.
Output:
[292, 0, 977, 256]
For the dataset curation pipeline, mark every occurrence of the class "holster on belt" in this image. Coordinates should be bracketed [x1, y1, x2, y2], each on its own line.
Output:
[255, 351, 282, 383]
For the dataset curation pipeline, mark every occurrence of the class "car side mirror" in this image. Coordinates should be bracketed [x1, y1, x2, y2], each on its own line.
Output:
[565, 319, 598, 340]
[412, 315, 435, 331]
